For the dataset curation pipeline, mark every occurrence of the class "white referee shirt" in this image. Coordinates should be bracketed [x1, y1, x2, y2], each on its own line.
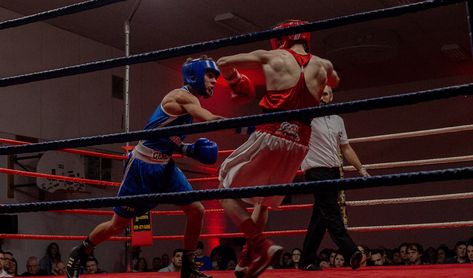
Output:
[301, 115, 348, 170]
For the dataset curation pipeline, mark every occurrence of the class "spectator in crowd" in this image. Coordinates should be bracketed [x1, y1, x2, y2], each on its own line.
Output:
[466, 242, 473, 263]
[289, 248, 302, 269]
[435, 245, 450, 264]
[161, 254, 170, 270]
[0, 251, 12, 277]
[277, 252, 292, 269]
[447, 241, 467, 264]
[39, 242, 62, 275]
[370, 249, 387, 266]
[333, 252, 345, 268]
[423, 247, 436, 264]
[329, 250, 338, 267]
[159, 249, 183, 272]
[21, 256, 47, 276]
[407, 243, 423, 265]
[151, 257, 162, 272]
[3, 252, 15, 276]
[194, 241, 211, 271]
[134, 257, 148, 272]
[399, 243, 409, 265]
[209, 238, 237, 270]
[85, 257, 106, 274]
[391, 248, 403, 265]
[51, 261, 66, 276]
[357, 246, 368, 267]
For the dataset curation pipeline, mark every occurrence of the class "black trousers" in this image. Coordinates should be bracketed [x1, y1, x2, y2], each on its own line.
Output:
[300, 167, 358, 266]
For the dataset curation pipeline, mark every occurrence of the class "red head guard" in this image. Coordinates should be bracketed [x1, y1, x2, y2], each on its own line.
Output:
[270, 20, 311, 51]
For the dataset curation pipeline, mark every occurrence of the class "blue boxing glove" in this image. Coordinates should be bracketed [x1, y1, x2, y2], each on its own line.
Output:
[180, 138, 218, 164]
[235, 126, 256, 135]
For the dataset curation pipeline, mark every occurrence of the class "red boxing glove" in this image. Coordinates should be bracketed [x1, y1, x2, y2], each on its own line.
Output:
[225, 69, 256, 104]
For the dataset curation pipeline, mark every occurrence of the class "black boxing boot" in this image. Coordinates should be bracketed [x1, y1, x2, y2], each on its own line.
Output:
[181, 250, 212, 278]
[66, 238, 95, 278]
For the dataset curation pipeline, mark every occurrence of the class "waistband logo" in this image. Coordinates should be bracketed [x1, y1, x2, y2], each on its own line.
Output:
[275, 122, 300, 142]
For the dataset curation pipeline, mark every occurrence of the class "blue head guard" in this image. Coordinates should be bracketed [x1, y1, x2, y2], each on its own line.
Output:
[182, 58, 220, 98]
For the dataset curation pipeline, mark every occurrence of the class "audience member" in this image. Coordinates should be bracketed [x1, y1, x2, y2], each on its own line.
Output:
[370, 249, 386, 266]
[435, 245, 450, 264]
[333, 252, 345, 267]
[466, 242, 473, 263]
[51, 261, 66, 276]
[151, 256, 162, 272]
[447, 241, 467, 264]
[161, 254, 170, 270]
[39, 242, 62, 275]
[0, 252, 12, 277]
[398, 243, 409, 265]
[159, 249, 183, 272]
[391, 249, 403, 265]
[423, 247, 436, 264]
[21, 256, 47, 276]
[407, 243, 423, 265]
[289, 248, 302, 269]
[194, 241, 211, 271]
[133, 257, 148, 272]
[85, 257, 106, 274]
[209, 238, 237, 270]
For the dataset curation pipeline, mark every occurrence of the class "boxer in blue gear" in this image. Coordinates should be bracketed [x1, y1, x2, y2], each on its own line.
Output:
[67, 56, 222, 278]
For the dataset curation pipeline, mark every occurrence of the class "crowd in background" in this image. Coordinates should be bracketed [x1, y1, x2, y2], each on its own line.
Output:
[1, 236, 472, 276]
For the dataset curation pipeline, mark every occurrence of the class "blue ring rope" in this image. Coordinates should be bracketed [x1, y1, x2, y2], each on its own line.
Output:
[0, 82, 471, 155]
[0, 0, 126, 30]
[0, 0, 464, 87]
[0, 166, 472, 214]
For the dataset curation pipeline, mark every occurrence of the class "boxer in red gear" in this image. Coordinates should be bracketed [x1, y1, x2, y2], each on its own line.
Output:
[217, 19, 339, 278]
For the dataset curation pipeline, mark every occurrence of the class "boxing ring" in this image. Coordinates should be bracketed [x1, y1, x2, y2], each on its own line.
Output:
[0, 0, 472, 277]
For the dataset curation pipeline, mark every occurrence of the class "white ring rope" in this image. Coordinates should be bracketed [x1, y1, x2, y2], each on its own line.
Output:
[343, 154, 473, 172]
[348, 220, 473, 232]
[349, 124, 473, 144]
[346, 192, 473, 207]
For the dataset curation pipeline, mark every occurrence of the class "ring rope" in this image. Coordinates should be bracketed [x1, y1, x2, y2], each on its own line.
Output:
[3, 153, 472, 187]
[0, 0, 126, 30]
[1, 167, 472, 214]
[2, 220, 472, 241]
[0, 0, 463, 87]
[3, 123, 471, 161]
[346, 192, 473, 206]
[52, 190, 473, 216]
[349, 123, 473, 144]
[1, 82, 472, 155]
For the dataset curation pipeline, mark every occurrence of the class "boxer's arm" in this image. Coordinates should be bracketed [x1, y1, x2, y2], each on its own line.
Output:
[321, 58, 339, 88]
[217, 50, 270, 78]
[179, 93, 223, 121]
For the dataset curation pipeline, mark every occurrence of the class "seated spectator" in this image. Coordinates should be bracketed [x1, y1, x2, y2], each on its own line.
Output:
[209, 238, 237, 270]
[370, 249, 387, 266]
[391, 248, 403, 265]
[278, 252, 292, 269]
[85, 257, 106, 274]
[407, 243, 423, 265]
[329, 250, 338, 267]
[39, 242, 62, 275]
[436, 245, 451, 264]
[194, 241, 211, 271]
[289, 248, 302, 269]
[319, 260, 330, 269]
[399, 243, 409, 265]
[134, 257, 148, 272]
[423, 247, 436, 264]
[333, 252, 345, 267]
[21, 256, 48, 276]
[4, 254, 17, 277]
[357, 246, 369, 267]
[151, 256, 162, 272]
[161, 253, 170, 269]
[467, 242, 473, 263]
[51, 261, 66, 276]
[159, 249, 183, 272]
[0, 251, 12, 277]
[447, 241, 467, 264]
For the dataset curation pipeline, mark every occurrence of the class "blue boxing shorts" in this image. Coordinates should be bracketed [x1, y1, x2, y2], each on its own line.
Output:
[113, 150, 192, 218]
